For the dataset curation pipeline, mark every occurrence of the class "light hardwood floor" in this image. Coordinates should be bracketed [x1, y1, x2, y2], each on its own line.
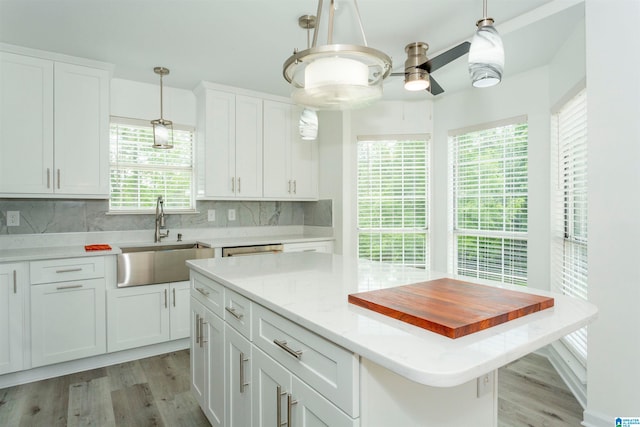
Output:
[0, 350, 582, 426]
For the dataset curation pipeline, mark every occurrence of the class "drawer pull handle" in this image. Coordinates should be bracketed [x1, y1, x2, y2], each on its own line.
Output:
[196, 287, 210, 297]
[56, 284, 83, 290]
[55, 268, 82, 273]
[273, 339, 302, 360]
[225, 306, 244, 320]
[13, 270, 17, 294]
[239, 352, 249, 393]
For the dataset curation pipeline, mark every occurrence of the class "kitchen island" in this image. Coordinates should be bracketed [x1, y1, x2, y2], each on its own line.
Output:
[187, 252, 597, 427]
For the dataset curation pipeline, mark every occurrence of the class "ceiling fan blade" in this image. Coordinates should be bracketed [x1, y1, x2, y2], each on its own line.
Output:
[418, 41, 471, 73]
[390, 72, 405, 77]
[428, 76, 445, 96]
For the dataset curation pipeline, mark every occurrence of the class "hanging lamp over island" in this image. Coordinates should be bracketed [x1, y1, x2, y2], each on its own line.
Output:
[282, 0, 392, 111]
[468, 0, 504, 88]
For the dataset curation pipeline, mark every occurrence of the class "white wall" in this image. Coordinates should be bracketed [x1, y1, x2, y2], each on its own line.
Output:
[110, 78, 196, 126]
[584, 0, 640, 425]
[432, 67, 551, 291]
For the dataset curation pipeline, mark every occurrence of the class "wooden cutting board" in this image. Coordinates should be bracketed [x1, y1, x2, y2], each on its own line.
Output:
[348, 278, 554, 339]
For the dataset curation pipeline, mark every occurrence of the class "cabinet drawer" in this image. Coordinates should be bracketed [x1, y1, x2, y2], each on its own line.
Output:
[252, 304, 359, 417]
[224, 288, 251, 340]
[30, 257, 105, 284]
[191, 271, 224, 317]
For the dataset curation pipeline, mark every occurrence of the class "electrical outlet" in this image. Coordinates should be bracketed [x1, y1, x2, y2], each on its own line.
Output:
[207, 209, 216, 222]
[476, 372, 494, 397]
[228, 209, 236, 221]
[6, 211, 20, 227]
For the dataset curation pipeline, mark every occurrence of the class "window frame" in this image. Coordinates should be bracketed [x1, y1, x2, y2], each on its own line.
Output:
[552, 87, 588, 367]
[449, 116, 529, 285]
[356, 134, 430, 269]
[109, 116, 196, 214]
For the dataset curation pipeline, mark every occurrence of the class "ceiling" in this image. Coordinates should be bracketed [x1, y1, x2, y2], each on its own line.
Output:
[0, 0, 585, 101]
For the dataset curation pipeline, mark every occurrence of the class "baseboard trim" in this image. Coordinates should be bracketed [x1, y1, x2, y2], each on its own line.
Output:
[0, 338, 189, 389]
[537, 343, 587, 409]
[582, 409, 613, 427]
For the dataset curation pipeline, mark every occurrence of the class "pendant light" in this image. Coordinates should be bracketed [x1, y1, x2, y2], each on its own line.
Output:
[151, 66, 174, 149]
[468, 0, 504, 88]
[283, 0, 392, 111]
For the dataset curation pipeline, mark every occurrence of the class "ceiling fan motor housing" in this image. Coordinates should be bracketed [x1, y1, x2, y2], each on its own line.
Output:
[404, 42, 430, 90]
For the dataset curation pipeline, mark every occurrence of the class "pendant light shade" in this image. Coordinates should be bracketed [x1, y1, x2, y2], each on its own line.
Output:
[468, 0, 504, 88]
[283, 0, 392, 111]
[151, 67, 174, 149]
[299, 108, 319, 140]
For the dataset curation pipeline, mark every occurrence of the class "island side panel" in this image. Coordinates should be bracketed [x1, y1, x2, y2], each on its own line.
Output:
[359, 358, 497, 427]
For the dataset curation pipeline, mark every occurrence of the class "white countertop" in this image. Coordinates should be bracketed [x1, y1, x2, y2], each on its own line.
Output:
[0, 245, 122, 262]
[0, 232, 332, 263]
[187, 252, 598, 388]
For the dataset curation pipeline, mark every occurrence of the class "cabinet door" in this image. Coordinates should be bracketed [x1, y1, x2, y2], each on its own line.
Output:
[201, 90, 236, 198]
[31, 278, 106, 367]
[0, 263, 26, 375]
[170, 281, 191, 339]
[263, 100, 292, 198]
[0, 52, 54, 194]
[107, 284, 170, 352]
[226, 325, 252, 427]
[235, 95, 263, 198]
[203, 307, 225, 427]
[252, 347, 292, 427]
[190, 298, 207, 406]
[54, 62, 110, 196]
[292, 376, 358, 427]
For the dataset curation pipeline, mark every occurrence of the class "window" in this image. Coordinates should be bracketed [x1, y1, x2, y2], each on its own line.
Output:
[357, 135, 429, 268]
[109, 117, 195, 211]
[553, 88, 588, 365]
[450, 118, 528, 285]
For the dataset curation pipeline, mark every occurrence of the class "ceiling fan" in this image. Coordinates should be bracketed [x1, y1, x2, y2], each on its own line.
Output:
[390, 41, 471, 95]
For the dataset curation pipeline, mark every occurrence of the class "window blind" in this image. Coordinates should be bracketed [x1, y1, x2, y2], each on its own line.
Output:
[357, 137, 429, 268]
[553, 88, 588, 365]
[450, 120, 528, 285]
[109, 117, 194, 211]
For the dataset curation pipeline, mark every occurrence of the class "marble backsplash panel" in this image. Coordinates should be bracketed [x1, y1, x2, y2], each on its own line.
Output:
[0, 199, 332, 235]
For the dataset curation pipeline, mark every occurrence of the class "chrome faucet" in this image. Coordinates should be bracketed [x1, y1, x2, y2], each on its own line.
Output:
[155, 196, 170, 242]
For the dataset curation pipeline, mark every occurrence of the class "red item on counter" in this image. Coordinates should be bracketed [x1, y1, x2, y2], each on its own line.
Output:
[84, 244, 112, 251]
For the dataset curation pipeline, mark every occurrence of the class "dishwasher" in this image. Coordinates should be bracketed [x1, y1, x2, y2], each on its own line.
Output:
[221, 243, 284, 257]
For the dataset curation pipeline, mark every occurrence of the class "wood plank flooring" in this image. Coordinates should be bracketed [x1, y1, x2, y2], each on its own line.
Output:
[0, 350, 582, 426]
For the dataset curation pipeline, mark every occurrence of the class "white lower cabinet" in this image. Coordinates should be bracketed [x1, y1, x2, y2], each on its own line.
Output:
[190, 272, 359, 427]
[191, 297, 225, 427]
[107, 281, 190, 352]
[253, 347, 357, 427]
[0, 263, 27, 375]
[30, 277, 106, 367]
[226, 324, 252, 426]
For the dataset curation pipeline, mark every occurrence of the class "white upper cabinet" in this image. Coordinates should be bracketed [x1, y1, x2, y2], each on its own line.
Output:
[196, 83, 317, 201]
[196, 86, 263, 199]
[0, 49, 110, 198]
[53, 62, 110, 196]
[0, 52, 54, 194]
[263, 101, 318, 200]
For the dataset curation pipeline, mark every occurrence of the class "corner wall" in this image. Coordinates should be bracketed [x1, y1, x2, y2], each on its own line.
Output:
[584, 0, 640, 424]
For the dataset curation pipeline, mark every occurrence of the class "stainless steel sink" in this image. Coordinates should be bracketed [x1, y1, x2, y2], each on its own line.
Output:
[117, 243, 214, 287]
